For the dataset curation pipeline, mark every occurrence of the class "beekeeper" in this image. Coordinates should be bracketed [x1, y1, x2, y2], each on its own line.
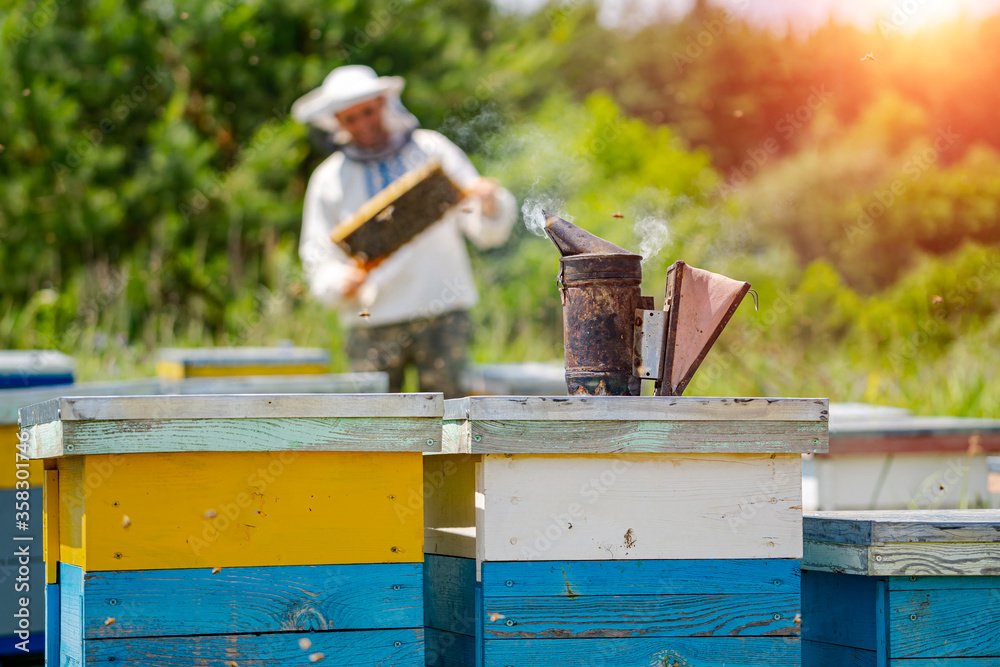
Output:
[294, 65, 516, 397]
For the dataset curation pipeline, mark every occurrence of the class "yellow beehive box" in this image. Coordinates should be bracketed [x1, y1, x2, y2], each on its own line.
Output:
[155, 346, 331, 379]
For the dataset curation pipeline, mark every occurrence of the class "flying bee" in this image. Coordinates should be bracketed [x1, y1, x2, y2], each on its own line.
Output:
[612, 212, 624, 219]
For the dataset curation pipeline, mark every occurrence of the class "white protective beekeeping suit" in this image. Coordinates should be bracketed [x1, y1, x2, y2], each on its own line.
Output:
[294, 66, 516, 328]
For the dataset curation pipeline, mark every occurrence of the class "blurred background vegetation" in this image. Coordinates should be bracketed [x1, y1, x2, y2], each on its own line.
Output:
[2, 0, 998, 415]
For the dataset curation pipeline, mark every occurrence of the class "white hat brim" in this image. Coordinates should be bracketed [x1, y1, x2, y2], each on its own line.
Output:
[292, 76, 405, 124]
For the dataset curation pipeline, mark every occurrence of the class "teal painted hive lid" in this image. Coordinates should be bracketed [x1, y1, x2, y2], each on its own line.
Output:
[803, 510, 1000, 576]
[19, 393, 444, 458]
[0, 350, 75, 389]
[440, 395, 829, 455]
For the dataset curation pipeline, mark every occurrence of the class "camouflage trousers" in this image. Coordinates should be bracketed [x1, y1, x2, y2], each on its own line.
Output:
[346, 310, 471, 398]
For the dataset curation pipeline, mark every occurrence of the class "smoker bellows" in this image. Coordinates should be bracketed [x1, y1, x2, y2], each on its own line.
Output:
[542, 211, 751, 397]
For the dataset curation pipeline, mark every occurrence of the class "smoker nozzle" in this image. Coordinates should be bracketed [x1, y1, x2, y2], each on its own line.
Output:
[542, 211, 635, 257]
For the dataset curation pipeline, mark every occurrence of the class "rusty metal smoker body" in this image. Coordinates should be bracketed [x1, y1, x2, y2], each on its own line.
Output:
[544, 212, 644, 396]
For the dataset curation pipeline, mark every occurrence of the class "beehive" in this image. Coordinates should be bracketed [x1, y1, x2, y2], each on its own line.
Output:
[821, 405, 1000, 510]
[0, 351, 74, 390]
[802, 510, 1000, 665]
[21, 393, 442, 666]
[1, 377, 157, 661]
[155, 346, 330, 379]
[423, 395, 829, 666]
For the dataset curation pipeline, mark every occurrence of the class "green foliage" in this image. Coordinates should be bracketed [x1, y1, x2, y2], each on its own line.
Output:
[741, 94, 1000, 289]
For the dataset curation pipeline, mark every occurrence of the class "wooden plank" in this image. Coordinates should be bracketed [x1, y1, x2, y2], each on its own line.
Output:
[446, 395, 829, 422]
[802, 540, 870, 575]
[889, 587, 1000, 658]
[82, 628, 425, 665]
[59, 563, 83, 666]
[440, 420, 469, 455]
[481, 593, 801, 638]
[802, 570, 877, 650]
[802, 639, 877, 666]
[0, 423, 43, 487]
[45, 472, 58, 583]
[424, 555, 477, 636]
[425, 528, 476, 560]
[887, 575, 1000, 591]
[482, 636, 801, 666]
[46, 583, 59, 663]
[871, 543, 1000, 576]
[21, 393, 442, 425]
[481, 559, 801, 597]
[22, 421, 62, 461]
[82, 563, 422, 638]
[467, 419, 828, 454]
[181, 363, 329, 377]
[424, 454, 477, 558]
[474, 580, 484, 666]
[804, 513, 873, 545]
[806, 510, 1000, 545]
[478, 453, 803, 562]
[872, 512, 1000, 544]
[58, 451, 424, 571]
[57, 457, 85, 569]
[27, 418, 441, 459]
[890, 660, 1000, 666]
[425, 627, 476, 667]
[877, 579, 889, 666]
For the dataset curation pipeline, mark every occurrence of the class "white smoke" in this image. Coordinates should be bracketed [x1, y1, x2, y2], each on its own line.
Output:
[521, 195, 570, 237]
[634, 214, 671, 265]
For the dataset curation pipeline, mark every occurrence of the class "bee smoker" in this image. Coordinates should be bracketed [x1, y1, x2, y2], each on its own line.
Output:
[544, 212, 645, 396]
[543, 211, 751, 397]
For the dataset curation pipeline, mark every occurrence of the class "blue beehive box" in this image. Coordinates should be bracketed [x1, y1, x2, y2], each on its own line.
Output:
[0, 351, 74, 389]
[802, 510, 1000, 665]
[425, 395, 829, 666]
